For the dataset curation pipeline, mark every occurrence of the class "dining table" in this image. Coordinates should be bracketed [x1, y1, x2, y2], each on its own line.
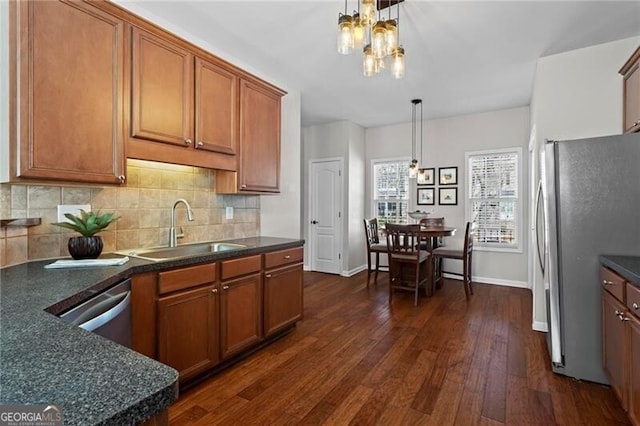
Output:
[380, 223, 456, 296]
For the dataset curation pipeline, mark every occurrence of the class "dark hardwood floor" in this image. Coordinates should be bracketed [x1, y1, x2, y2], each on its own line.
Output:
[168, 271, 629, 425]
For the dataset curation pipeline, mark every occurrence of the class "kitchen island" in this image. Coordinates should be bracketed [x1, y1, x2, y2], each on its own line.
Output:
[0, 237, 303, 425]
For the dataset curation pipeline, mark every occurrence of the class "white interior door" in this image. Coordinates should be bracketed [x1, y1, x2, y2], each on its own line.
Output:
[309, 159, 342, 274]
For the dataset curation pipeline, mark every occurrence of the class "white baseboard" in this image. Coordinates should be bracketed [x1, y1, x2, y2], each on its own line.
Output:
[341, 264, 367, 277]
[532, 321, 548, 332]
[303, 264, 311, 271]
[450, 274, 528, 289]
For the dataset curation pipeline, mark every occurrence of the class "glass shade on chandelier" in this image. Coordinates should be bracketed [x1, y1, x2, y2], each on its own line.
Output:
[336, 0, 405, 79]
[337, 14, 354, 54]
[390, 47, 405, 78]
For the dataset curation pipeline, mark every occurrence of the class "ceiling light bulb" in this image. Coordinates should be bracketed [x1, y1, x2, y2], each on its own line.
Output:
[360, 0, 375, 26]
[363, 44, 376, 77]
[352, 14, 365, 49]
[409, 160, 419, 179]
[337, 14, 354, 55]
[391, 47, 405, 79]
[385, 19, 398, 55]
[371, 21, 387, 59]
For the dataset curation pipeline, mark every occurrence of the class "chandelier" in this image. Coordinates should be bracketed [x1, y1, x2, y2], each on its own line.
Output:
[337, 0, 405, 78]
[409, 99, 423, 179]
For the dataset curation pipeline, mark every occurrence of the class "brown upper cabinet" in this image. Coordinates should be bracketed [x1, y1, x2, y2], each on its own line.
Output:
[128, 28, 238, 171]
[216, 79, 285, 194]
[620, 45, 640, 134]
[8, 0, 284, 186]
[10, 0, 126, 184]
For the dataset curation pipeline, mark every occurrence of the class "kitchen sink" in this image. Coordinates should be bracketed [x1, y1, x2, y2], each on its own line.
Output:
[117, 242, 247, 262]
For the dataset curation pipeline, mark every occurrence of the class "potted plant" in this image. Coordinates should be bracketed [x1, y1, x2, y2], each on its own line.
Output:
[52, 210, 118, 259]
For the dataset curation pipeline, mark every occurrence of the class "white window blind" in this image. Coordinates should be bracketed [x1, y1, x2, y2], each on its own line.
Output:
[467, 148, 521, 250]
[373, 159, 409, 226]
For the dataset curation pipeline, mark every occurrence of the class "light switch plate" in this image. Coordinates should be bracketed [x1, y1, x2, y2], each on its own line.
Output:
[225, 206, 234, 220]
[57, 204, 91, 223]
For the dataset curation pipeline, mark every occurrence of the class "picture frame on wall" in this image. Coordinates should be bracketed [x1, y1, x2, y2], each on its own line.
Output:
[417, 188, 435, 205]
[438, 166, 458, 185]
[439, 187, 458, 205]
[417, 168, 435, 185]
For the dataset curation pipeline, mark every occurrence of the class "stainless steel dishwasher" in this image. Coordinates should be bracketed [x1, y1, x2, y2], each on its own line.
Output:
[60, 279, 132, 348]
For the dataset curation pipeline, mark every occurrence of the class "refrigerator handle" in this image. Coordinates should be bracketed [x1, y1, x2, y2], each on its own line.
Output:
[535, 180, 545, 274]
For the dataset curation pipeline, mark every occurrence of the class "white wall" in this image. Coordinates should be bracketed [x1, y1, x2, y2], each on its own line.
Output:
[529, 36, 640, 330]
[347, 123, 366, 274]
[366, 106, 531, 286]
[112, 1, 303, 240]
[302, 120, 366, 275]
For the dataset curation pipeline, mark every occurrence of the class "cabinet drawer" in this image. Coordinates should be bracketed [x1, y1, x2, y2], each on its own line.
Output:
[159, 263, 217, 295]
[601, 266, 626, 302]
[264, 247, 303, 269]
[627, 283, 640, 316]
[221, 255, 262, 280]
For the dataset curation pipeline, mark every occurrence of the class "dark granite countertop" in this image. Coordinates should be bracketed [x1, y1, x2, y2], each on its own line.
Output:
[600, 255, 640, 285]
[0, 236, 304, 425]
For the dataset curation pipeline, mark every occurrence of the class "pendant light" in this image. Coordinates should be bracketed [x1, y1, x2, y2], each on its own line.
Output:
[339, 0, 406, 78]
[337, 0, 354, 55]
[409, 99, 422, 179]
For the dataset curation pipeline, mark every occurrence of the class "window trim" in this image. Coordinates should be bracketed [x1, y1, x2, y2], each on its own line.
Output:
[465, 147, 523, 253]
[371, 157, 411, 226]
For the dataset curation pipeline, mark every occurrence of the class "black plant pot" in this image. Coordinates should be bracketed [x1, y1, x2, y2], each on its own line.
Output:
[68, 236, 104, 260]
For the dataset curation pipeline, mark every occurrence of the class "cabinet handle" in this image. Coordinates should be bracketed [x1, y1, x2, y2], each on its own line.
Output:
[185, 139, 193, 145]
[284, 255, 291, 259]
[603, 280, 615, 286]
[196, 141, 204, 147]
[633, 303, 639, 310]
[265, 274, 272, 278]
[241, 184, 247, 189]
[222, 285, 229, 290]
[211, 288, 218, 293]
[117, 175, 125, 184]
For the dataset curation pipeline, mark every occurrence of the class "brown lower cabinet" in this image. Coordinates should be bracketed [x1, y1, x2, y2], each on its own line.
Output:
[138, 246, 303, 384]
[601, 265, 640, 424]
[220, 272, 263, 359]
[158, 285, 220, 381]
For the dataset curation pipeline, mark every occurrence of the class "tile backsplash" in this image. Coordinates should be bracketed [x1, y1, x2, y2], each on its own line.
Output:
[0, 159, 260, 267]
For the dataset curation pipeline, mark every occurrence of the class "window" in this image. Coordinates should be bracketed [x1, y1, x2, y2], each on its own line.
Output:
[372, 159, 410, 226]
[466, 148, 522, 251]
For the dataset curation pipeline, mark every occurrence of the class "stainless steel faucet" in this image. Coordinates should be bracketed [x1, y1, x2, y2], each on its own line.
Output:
[169, 199, 194, 247]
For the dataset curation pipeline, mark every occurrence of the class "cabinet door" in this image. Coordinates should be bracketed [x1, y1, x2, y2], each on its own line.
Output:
[623, 60, 640, 133]
[264, 263, 303, 337]
[220, 273, 263, 359]
[238, 79, 281, 193]
[131, 28, 193, 147]
[195, 57, 237, 155]
[16, 0, 125, 184]
[629, 313, 640, 425]
[602, 290, 627, 409]
[158, 285, 219, 381]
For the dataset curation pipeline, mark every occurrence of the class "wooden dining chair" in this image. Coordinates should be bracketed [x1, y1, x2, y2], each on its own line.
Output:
[363, 218, 387, 287]
[385, 223, 430, 306]
[431, 221, 476, 300]
[419, 217, 445, 284]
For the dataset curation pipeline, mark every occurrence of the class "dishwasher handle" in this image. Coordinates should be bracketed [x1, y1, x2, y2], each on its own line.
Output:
[72, 290, 131, 332]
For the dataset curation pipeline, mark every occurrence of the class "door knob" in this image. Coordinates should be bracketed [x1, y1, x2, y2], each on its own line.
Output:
[311, 220, 318, 224]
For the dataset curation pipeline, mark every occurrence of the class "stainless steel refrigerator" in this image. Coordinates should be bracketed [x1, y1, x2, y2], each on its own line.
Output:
[538, 132, 640, 384]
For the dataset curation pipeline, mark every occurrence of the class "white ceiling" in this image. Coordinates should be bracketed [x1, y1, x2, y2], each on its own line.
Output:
[122, 1, 640, 128]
